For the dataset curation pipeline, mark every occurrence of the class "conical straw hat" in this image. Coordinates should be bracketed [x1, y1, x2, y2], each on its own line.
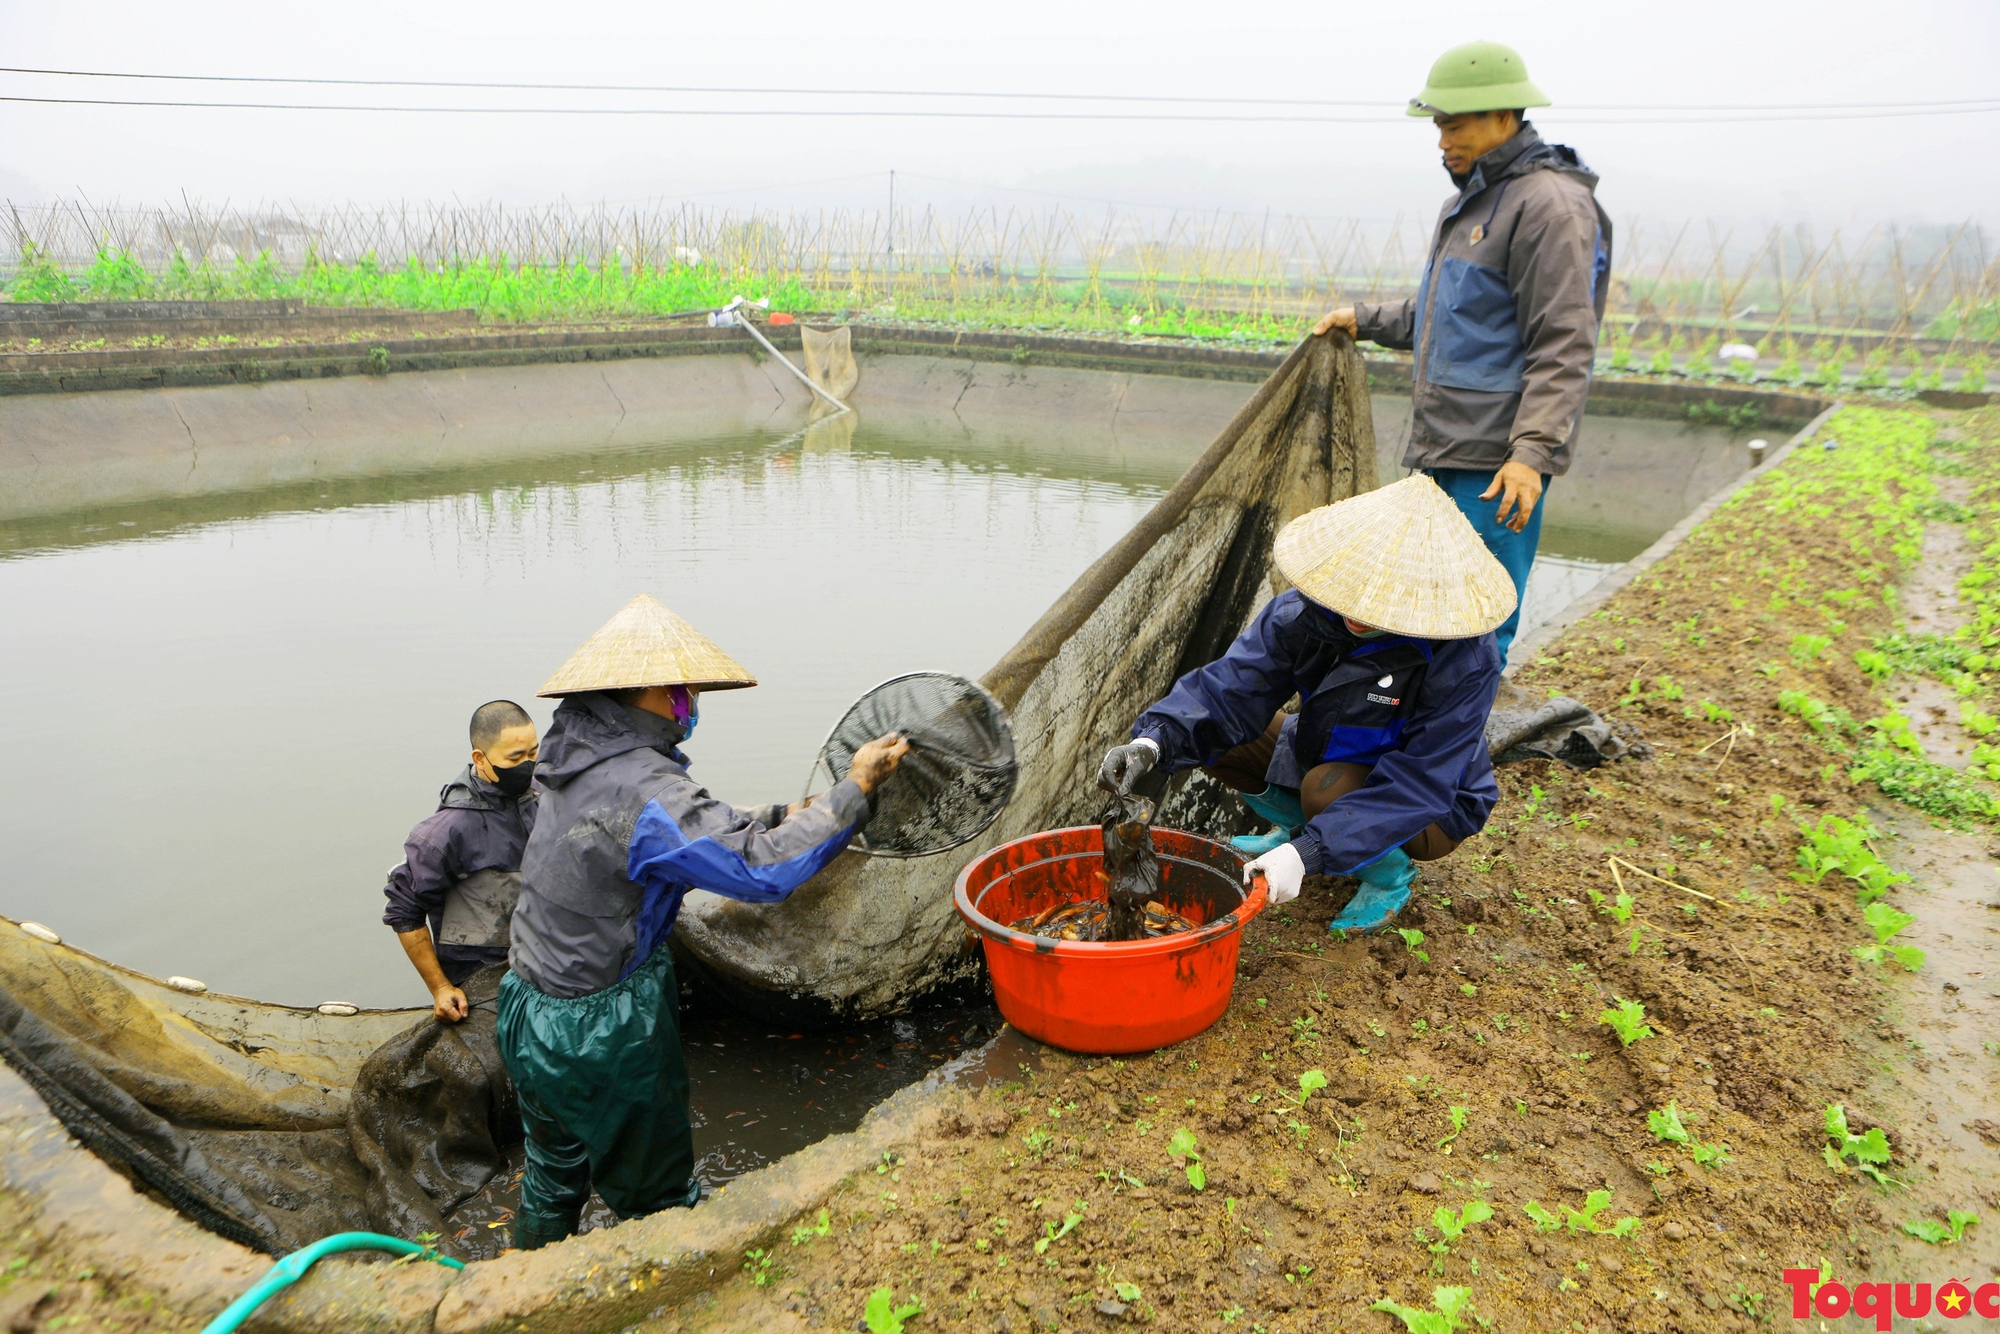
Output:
[1272, 475, 1517, 639]
[537, 595, 758, 697]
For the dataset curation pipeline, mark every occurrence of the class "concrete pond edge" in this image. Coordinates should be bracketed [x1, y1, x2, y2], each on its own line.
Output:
[0, 316, 1836, 428]
[1, 1038, 982, 1333]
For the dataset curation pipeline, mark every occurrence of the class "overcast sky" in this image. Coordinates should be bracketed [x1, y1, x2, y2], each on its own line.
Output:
[1, 0, 1994, 233]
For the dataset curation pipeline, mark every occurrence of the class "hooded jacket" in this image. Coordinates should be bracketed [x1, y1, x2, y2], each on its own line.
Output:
[382, 767, 537, 972]
[508, 691, 871, 1000]
[1132, 591, 1501, 876]
[1355, 124, 1612, 478]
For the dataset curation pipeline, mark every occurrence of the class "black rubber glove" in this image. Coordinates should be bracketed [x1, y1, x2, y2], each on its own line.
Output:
[1097, 739, 1159, 796]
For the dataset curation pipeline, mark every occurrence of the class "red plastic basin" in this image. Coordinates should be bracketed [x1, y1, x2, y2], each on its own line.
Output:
[954, 825, 1267, 1054]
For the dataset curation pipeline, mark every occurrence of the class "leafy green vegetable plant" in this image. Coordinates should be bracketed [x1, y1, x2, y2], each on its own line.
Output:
[1394, 928, 1430, 963]
[1371, 1285, 1474, 1334]
[1900, 1210, 1979, 1245]
[1296, 1068, 1328, 1107]
[1791, 813, 1908, 904]
[1598, 998, 1654, 1047]
[1586, 887, 1636, 923]
[1852, 901, 1924, 971]
[1523, 1190, 1641, 1237]
[1823, 1103, 1896, 1184]
[1168, 1127, 1206, 1192]
[1426, 1200, 1493, 1271]
[864, 1287, 923, 1334]
[1034, 1207, 1083, 1254]
[1646, 1101, 1731, 1168]
[790, 1206, 832, 1246]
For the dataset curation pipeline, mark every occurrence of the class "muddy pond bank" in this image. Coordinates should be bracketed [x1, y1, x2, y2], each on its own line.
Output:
[643, 404, 2000, 1334]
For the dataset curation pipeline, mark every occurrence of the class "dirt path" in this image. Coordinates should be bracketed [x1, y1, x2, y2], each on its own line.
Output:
[637, 405, 1999, 1334]
[1851, 452, 2000, 1292]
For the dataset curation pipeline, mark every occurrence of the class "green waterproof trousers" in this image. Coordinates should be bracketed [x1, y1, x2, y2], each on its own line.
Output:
[496, 946, 701, 1249]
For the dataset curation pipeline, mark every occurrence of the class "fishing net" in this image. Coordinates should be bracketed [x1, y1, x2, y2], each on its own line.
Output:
[677, 333, 1379, 1019]
[800, 325, 859, 402]
[808, 672, 1017, 858]
[0, 919, 518, 1257]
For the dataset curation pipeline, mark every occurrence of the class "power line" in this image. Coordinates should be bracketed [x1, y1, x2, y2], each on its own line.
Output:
[0, 96, 1395, 122]
[5, 65, 1389, 107]
[1, 65, 1996, 116]
[3, 92, 1999, 125]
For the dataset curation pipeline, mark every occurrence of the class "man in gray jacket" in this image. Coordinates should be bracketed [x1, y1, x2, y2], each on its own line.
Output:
[1317, 41, 1611, 665]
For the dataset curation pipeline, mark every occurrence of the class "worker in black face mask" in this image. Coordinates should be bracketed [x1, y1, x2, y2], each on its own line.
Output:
[381, 699, 540, 1022]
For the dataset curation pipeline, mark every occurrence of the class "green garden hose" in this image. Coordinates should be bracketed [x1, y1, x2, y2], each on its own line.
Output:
[198, 1231, 465, 1334]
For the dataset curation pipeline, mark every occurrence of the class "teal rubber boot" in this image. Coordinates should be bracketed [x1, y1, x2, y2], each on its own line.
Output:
[1230, 826, 1292, 856]
[1330, 847, 1418, 933]
[1230, 785, 1305, 855]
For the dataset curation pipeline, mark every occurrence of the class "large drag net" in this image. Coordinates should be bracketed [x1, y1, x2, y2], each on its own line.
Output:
[0, 920, 513, 1257]
[673, 333, 1378, 1021]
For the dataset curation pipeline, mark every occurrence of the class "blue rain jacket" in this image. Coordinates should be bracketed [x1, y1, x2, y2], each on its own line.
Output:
[1133, 591, 1501, 875]
[509, 692, 869, 999]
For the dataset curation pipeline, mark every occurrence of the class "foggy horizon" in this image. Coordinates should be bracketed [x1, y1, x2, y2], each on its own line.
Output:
[1, 0, 1995, 235]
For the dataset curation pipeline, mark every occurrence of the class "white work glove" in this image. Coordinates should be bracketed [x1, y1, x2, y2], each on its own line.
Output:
[1243, 841, 1305, 906]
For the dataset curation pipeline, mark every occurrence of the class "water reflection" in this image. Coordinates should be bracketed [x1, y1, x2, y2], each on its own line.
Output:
[0, 431, 1157, 1007]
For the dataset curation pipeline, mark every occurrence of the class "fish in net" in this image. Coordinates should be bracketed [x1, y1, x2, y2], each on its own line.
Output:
[809, 672, 1016, 858]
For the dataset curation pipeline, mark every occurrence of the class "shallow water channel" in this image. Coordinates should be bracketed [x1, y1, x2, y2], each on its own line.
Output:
[0, 354, 1757, 1194]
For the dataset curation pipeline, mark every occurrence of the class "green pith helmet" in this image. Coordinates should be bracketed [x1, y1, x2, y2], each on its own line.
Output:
[1406, 41, 1550, 118]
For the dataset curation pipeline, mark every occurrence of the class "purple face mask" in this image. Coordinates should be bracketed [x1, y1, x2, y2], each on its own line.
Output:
[667, 685, 700, 735]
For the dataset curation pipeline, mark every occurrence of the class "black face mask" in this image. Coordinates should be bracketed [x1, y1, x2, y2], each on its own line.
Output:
[490, 759, 536, 798]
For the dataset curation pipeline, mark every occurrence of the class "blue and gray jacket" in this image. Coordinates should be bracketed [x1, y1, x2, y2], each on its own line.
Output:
[1133, 591, 1501, 877]
[508, 691, 870, 999]
[382, 767, 536, 977]
[1355, 123, 1613, 478]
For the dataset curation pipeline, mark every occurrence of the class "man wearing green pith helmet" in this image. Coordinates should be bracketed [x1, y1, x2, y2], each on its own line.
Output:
[1317, 41, 1612, 669]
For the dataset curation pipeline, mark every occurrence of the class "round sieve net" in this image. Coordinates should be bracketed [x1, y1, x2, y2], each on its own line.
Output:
[809, 672, 1016, 857]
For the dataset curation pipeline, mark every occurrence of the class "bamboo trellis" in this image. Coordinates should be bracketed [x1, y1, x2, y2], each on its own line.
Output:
[2, 197, 1994, 355]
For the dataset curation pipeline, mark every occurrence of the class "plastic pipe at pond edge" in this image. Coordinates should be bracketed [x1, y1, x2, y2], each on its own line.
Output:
[715, 296, 852, 416]
[198, 1232, 464, 1334]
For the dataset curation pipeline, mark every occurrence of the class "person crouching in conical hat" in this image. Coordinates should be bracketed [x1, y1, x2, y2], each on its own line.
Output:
[499, 594, 908, 1250]
[1098, 476, 1512, 933]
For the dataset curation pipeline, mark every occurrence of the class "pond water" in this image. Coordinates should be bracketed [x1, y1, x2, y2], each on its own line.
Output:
[0, 359, 1753, 1192]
